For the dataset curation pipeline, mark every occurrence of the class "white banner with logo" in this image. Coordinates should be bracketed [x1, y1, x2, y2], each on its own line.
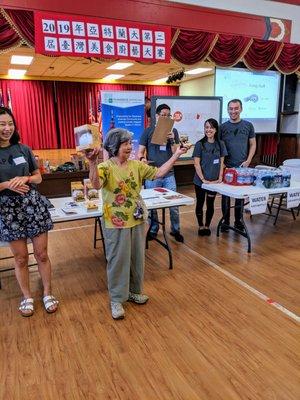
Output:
[249, 193, 269, 215]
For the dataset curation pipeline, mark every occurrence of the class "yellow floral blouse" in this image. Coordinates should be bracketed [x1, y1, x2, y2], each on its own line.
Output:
[98, 159, 158, 229]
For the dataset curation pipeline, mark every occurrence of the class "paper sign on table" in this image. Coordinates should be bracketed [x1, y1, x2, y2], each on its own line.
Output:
[249, 193, 269, 215]
[287, 189, 300, 209]
[151, 116, 174, 145]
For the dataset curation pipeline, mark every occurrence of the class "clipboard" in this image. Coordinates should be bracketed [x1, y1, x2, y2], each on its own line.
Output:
[151, 116, 174, 145]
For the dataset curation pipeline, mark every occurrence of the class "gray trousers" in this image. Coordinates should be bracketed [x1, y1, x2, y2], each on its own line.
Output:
[103, 223, 146, 303]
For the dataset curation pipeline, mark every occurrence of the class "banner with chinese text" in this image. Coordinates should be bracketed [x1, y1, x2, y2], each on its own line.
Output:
[34, 11, 171, 63]
[101, 91, 145, 159]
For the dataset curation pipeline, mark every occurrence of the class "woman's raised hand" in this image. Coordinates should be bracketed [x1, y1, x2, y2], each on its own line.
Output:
[84, 148, 101, 162]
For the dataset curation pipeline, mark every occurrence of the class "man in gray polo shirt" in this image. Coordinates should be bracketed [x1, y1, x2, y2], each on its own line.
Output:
[138, 103, 184, 242]
[220, 99, 256, 231]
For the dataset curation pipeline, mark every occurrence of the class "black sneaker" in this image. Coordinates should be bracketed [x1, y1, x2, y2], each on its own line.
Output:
[170, 231, 184, 243]
[198, 228, 205, 236]
[147, 232, 157, 241]
[220, 225, 229, 233]
[234, 221, 245, 231]
[203, 228, 211, 236]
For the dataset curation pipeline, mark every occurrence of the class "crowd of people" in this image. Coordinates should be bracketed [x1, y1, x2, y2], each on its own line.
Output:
[0, 98, 256, 320]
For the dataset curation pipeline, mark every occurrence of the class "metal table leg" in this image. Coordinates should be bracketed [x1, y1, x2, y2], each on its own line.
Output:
[94, 217, 106, 257]
[146, 208, 173, 269]
[217, 199, 252, 253]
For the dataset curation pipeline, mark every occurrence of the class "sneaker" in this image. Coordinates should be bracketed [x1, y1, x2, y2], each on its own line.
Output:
[220, 225, 229, 233]
[234, 221, 245, 231]
[198, 228, 205, 236]
[170, 231, 184, 243]
[203, 228, 211, 236]
[110, 302, 125, 319]
[220, 221, 229, 233]
[147, 232, 157, 241]
[128, 292, 149, 304]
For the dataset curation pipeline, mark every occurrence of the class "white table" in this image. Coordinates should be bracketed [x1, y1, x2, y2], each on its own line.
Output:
[202, 181, 300, 253]
[49, 189, 195, 268]
[0, 189, 194, 285]
[141, 189, 194, 269]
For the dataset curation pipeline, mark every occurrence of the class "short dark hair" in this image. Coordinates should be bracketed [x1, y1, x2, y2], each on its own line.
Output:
[0, 106, 20, 145]
[103, 128, 132, 158]
[156, 103, 170, 115]
[227, 99, 243, 109]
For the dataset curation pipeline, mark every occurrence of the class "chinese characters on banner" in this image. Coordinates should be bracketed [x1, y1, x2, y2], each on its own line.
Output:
[34, 12, 171, 63]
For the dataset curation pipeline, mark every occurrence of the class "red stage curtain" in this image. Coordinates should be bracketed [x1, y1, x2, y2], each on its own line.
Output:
[244, 39, 283, 71]
[171, 29, 300, 73]
[55, 81, 95, 148]
[275, 43, 300, 74]
[209, 35, 252, 67]
[171, 30, 217, 65]
[261, 134, 278, 156]
[145, 85, 178, 97]
[3, 9, 34, 46]
[0, 12, 21, 50]
[0, 79, 57, 149]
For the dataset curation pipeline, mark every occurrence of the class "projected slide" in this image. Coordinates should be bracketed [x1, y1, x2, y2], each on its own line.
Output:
[215, 68, 281, 132]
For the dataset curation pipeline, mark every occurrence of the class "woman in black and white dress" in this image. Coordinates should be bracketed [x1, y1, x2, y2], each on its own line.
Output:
[0, 107, 58, 316]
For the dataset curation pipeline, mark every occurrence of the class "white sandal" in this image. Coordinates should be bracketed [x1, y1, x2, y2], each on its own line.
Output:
[19, 298, 34, 317]
[43, 295, 59, 314]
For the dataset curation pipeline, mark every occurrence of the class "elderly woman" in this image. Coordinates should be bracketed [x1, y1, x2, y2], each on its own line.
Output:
[87, 128, 187, 320]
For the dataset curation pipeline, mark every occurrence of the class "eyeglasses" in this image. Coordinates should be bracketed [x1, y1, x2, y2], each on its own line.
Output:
[159, 113, 171, 117]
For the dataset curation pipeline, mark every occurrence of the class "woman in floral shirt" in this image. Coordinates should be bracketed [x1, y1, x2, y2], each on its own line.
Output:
[87, 128, 187, 320]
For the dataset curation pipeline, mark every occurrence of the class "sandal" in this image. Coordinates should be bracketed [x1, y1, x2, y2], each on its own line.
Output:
[43, 295, 59, 314]
[19, 298, 34, 317]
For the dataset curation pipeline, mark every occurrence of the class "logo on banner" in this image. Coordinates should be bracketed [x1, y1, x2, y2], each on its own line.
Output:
[249, 194, 269, 215]
[34, 11, 171, 63]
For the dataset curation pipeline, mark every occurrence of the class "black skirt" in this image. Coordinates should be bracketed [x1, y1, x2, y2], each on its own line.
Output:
[0, 189, 53, 242]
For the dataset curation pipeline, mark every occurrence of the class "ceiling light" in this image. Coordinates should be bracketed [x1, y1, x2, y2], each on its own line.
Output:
[153, 77, 167, 84]
[185, 67, 213, 75]
[106, 62, 134, 70]
[103, 74, 125, 80]
[8, 69, 27, 78]
[11, 55, 33, 65]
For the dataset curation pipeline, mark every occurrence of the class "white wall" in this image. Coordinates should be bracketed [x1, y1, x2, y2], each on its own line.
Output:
[169, 0, 300, 44]
[179, 74, 214, 96]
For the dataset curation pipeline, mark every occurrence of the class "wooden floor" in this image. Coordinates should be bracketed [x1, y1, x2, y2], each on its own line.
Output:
[0, 186, 299, 400]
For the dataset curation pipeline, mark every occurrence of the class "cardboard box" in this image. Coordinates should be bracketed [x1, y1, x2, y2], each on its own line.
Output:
[151, 116, 174, 145]
[74, 124, 101, 151]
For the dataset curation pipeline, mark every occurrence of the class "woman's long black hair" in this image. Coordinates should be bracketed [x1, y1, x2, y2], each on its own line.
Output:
[200, 118, 221, 152]
[0, 106, 20, 145]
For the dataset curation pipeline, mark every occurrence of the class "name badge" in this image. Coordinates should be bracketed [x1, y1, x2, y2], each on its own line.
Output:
[213, 159, 219, 164]
[13, 156, 26, 165]
[159, 145, 167, 151]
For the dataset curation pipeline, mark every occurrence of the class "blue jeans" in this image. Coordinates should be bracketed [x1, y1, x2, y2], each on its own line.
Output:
[145, 174, 180, 234]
